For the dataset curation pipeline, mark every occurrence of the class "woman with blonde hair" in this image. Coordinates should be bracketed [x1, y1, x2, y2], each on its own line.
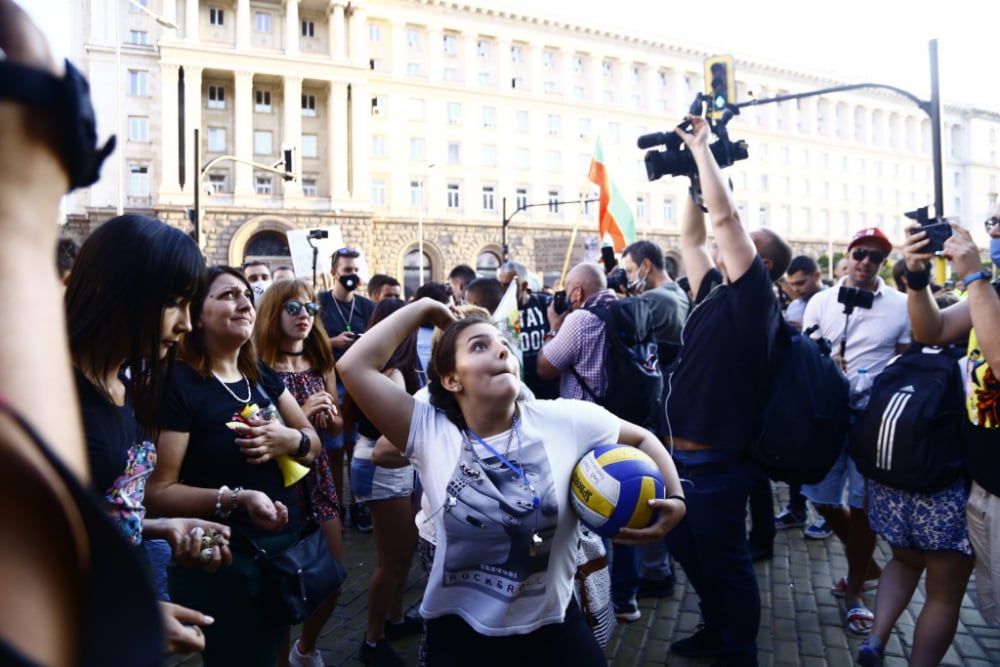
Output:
[255, 279, 345, 667]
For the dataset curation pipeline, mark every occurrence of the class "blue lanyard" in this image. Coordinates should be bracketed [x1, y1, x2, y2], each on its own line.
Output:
[466, 418, 539, 509]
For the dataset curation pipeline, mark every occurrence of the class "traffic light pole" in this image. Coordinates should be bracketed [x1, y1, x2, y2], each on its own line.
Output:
[501, 197, 599, 263]
[192, 130, 295, 251]
[727, 39, 944, 224]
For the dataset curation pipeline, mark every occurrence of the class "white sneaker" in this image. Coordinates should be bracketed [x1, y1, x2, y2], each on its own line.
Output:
[289, 641, 325, 667]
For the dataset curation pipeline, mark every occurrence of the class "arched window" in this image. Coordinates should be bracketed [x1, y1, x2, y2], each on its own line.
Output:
[476, 250, 500, 278]
[403, 249, 432, 298]
[244, 231, 290, 262]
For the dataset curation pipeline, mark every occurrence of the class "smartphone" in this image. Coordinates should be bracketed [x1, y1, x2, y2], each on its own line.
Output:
[553, 290, 569, 315]
[600, 246, 618, 272]
[912, 221, 952, 254]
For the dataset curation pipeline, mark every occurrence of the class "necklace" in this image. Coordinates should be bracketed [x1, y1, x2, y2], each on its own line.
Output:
[333, 296, 356, 333]
[464, 422, 516, 467]
[280, 349, 306, 356]
[212, 372, 252, 403]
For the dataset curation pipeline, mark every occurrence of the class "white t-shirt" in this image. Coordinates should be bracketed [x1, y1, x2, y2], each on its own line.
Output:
[405, 397, 619, 636]
[802, 277, 911, 380]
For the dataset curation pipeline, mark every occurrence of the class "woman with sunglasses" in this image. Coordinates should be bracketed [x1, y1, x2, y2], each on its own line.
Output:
[338, 299, 685, 666]
[147, 267, 321, 666]
[254, 279, 345, 667]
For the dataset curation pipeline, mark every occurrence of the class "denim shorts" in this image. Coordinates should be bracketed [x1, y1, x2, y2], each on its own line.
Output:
[868, 478, 972, 555]
[350, 434, 414, 502]
[801, 448, 867, 509]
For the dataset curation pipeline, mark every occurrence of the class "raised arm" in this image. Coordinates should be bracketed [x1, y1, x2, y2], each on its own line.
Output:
[676, 115, 757, 284]
[679, 190, 713, 300]
[904, 222, 973, 345]
[338, 298, 457, 448]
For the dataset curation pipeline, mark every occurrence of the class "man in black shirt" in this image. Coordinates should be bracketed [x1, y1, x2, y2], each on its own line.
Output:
[317, 248, 376, 532]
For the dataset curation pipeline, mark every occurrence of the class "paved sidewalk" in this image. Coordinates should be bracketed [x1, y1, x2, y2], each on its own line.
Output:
[166, 484, 1000, 666]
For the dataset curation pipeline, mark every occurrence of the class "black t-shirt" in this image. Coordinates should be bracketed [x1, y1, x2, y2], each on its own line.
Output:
[162, 361, 301, 538]
[317, 291, 376, 361]
[518, 293, 559, 400]
[665, 257, 780, 451]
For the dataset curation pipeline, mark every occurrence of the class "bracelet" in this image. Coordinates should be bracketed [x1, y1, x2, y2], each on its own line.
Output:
[295, 429, 311, 458]
[665, 494, 686, 506]
[230, 486, 244, 513]
[905, 266, 931, 291]
[543, 331, 556, 342]
[215, 485, 231, 519]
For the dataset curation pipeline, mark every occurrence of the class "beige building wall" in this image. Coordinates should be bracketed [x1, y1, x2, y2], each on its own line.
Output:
[68, 0, 1000, 290]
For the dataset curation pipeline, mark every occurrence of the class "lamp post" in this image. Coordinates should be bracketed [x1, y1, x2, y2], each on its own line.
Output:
[417, 163, 435, 287]
[193, 138, 294, 251]
[115, 0, 177, 214]
[501, 196, 599, 263]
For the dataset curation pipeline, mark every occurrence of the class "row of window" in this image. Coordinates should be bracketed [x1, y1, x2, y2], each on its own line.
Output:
[207, 6, 318, 37]
[203, 172, 319, 196]
[384, 25, 662, 85]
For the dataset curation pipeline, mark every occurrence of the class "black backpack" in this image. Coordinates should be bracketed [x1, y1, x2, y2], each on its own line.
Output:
[850, 344, 966, 492]
[751, 320, 851, 484]
[570, 298, 663, 430]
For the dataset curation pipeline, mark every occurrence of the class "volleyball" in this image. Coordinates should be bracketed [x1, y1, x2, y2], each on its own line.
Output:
[570, 444, 665, 538]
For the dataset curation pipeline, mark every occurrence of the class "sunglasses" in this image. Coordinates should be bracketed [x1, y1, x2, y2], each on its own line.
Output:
[851, 248, 886, 264]
[334, 248, 360, 257]
[985, 216, 1000, 234]
[283, 300, 320, 317]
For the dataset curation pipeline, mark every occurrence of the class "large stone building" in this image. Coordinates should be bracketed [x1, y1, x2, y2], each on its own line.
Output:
[68, 0, 1000, 292]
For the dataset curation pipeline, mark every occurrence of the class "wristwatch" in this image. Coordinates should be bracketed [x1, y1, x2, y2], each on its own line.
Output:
[963, 269, 993, 286]
[294, 429, 311, 458]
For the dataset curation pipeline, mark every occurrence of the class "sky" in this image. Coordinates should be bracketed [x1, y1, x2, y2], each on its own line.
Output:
[21, 0, 1000, 111]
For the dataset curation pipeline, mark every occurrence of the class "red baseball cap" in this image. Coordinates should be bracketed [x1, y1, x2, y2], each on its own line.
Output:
[847, 227, 892, 254]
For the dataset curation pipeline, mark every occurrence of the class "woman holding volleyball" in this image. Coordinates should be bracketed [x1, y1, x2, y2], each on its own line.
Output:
[338, 299, 685, 666]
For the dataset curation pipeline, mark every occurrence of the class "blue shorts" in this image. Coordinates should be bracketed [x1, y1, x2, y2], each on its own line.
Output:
[801, 448, 867, 509]
[350, 435, 414, 502]
[868, 478, 972, 555]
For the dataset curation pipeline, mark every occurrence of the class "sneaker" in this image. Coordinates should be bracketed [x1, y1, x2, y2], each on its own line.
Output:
[288, 641, 325, 667]
[636, 575, 675, 599]
[670, 625, 725, 658]
[804, 516, 833, 540]
[383, 613, 423, 641]
[857, 636, 885, 667]
[613, 597, 641, 622]
[358, 639, 404, 667]
[774, 508, 808, 530]
[351, 502, 373, 533]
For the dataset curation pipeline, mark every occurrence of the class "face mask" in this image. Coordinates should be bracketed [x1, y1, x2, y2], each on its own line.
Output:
[338, 274, 360, 292]
[251, 282, 269, 308]
[990, 238, 1000, 268]
[628, 267, 648, 295]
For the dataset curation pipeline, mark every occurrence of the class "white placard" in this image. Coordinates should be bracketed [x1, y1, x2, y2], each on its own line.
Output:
[285, 227, 370, 290]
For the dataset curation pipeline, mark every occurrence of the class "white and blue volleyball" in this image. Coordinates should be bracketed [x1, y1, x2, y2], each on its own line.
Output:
[570, 444, 665, 538]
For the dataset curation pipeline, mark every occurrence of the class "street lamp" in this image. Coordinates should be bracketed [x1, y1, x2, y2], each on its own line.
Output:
[115, 0, 177, 214]
[501, 196, 599, 263]
[417, 163, 435, 287]
[192, 128, 294, 250]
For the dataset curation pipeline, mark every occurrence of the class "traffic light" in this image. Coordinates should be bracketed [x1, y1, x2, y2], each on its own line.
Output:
[704, 55, 735, 118]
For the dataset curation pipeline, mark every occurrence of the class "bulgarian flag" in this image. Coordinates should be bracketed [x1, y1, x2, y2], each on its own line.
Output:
[587, 137, 636, 252]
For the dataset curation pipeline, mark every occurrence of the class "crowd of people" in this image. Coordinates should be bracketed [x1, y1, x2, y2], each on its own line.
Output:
[4, 4, 1000, 666]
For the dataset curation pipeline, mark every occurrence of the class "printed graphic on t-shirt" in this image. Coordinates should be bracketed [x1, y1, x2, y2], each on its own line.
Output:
[519, 301, 549, 356]
[442, 440, 558, 601]
[106, 440, 156, 544]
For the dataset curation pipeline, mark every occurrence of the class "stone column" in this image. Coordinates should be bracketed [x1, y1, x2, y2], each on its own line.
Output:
[283, 75, 303, 199]
[160, 0, 177, 42]
[158, 62, 181, 197]
[233, 70, 254, 197]
[390, 18, 406, 77]
[348, 81, 371, 202]
[236, 0, 250, 49]
[427, 27, 442, 83]
[327, 81, 350, 200]
[348, 0, 368, 68]
[185, 0, 199, 42]
[330, 2, 346, 59]
[285, 0, 299, 56]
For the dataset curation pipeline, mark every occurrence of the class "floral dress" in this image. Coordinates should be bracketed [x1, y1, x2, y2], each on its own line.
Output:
[278, 368, 340, 522]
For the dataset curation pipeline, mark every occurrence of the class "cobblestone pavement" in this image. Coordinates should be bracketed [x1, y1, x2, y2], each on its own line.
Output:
[166, 484, 1000, 666]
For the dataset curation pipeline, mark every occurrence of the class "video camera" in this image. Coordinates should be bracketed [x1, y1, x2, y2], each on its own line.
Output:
[638, 94, 748, 182]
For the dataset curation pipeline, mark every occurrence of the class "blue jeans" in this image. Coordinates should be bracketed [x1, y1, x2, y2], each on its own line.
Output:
[609, 542, 638, 607]
[665, 452, 760, 664]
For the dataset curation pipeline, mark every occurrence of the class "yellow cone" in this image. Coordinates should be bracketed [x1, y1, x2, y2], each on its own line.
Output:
[277, 454, 310, 487]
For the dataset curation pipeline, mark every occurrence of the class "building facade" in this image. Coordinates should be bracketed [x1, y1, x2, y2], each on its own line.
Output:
[69, 0, 1000, 291]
